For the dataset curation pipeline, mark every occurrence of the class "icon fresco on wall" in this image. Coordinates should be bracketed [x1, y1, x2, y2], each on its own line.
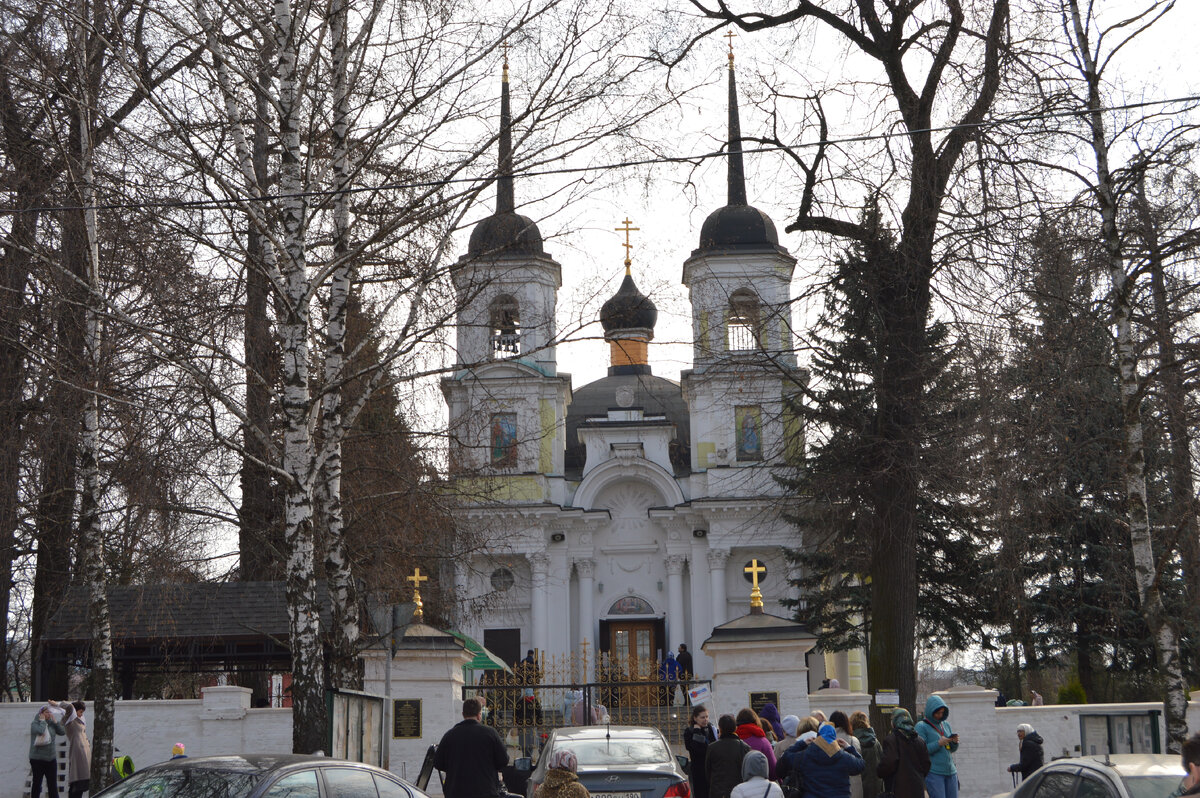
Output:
[608, 596, 654, 615]
[736, 405, 762, 461]
[491, 413, 517, 466]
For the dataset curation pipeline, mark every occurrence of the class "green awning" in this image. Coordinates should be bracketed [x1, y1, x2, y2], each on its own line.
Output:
[448, 630, 511, 672]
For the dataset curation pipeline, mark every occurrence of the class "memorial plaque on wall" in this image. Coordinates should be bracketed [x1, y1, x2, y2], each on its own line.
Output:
[393, 698, 422, 739]
[749, 691, 779, 715]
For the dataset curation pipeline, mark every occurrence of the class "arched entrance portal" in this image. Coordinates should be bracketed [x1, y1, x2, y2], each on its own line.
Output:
[598, 594, 664, 681]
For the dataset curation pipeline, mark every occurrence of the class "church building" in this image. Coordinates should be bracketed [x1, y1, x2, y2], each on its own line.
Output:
[442, 49, 812, 682]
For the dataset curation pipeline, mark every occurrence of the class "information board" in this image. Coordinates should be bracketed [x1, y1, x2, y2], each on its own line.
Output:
[749, 691, 780, 715]
[393, 698, 423, 739]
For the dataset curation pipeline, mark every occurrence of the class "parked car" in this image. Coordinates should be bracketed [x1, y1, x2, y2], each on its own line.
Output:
[94, 753, 429, 797]
[990, 753, 1185, 798]
[524, 726, 689, 798]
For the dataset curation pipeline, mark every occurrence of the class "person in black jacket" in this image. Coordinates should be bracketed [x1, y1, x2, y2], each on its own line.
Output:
[435, 698, 509, 798]
[1007, 724, 1044, 781]
[877, 709, 931, 798]
[686, 705, 718, 798]
[706, 714, 751, 798]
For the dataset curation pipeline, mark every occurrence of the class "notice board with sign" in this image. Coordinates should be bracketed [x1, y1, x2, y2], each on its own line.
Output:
[393, 698, 423, 739]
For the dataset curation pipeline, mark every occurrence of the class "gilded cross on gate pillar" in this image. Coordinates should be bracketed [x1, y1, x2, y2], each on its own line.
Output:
[615, 217, 639, 275]
[407, 567, 429, 622]
[744, 558, 765, 610]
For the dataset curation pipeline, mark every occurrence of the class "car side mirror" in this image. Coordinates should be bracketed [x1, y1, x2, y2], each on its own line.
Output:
[676, 755, 690, 775]
[515, 757, 532, 773]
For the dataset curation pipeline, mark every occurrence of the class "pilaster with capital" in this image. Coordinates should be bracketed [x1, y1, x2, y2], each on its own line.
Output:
[665, 554, 687, 648]
[574, 558, 597, 649]
[707, 548, 729, 627]
[529, 551, 550, 655]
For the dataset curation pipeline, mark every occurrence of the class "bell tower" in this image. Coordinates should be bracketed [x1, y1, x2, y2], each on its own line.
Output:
[442, 53, 571, 483]
[681, 42, 802, 480]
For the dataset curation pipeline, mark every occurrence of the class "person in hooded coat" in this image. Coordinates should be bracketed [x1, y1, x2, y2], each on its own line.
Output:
[735, 708, 777, 780]
[915, 696, 958, 798]
[536, 749, 591, 798]
[796, 723, 864, 798]
[731, 751, 784, 798]
[877, 709, 931, 798]
[1007, 724, 1044, 781]
[775, 715, 801, 759]
[760, 704, 786, 741]
[707, 714, 752, 798]
[849, 712, 880, 798]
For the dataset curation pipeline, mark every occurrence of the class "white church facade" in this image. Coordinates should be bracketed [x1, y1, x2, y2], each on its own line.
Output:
[442, 53, 830, 684]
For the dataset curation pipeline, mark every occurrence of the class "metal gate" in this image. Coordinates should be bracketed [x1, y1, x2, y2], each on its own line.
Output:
[464, 648, 711, 752]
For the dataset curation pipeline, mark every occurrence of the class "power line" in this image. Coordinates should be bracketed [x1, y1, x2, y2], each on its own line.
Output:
[5, 93, 1198, 216]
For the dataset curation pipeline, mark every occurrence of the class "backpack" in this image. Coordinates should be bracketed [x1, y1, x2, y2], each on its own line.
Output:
[781, 767, 804, 798]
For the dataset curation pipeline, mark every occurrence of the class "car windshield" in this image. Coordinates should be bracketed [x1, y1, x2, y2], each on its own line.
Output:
[98, 768, 261, 797]
[1120, 775, 1184, 798]
[566, 737, 671, 767]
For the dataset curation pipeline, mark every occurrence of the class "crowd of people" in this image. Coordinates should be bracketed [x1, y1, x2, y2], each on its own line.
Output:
[684, 698, 971, 798]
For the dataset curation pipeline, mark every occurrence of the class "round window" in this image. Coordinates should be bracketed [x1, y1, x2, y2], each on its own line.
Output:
[490, 567, 515, 592]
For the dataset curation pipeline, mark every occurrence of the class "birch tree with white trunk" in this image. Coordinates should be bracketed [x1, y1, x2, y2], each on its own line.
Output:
[1063, 0, 1190, 749]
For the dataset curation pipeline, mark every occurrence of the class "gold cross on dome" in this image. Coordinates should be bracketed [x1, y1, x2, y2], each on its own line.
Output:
[615, 217, 639, 274]
[408, 567, 429, 622]
[744, 559, 766, 609]
[724, 30, 736, 64]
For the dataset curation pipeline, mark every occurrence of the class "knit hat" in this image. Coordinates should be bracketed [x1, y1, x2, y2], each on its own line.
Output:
[819, 723, 838, 743]
[782, 715, 801, 737]
[548, 748, 578, 773]
[741, 751, 769, 781]
[172, 742, 185, 756]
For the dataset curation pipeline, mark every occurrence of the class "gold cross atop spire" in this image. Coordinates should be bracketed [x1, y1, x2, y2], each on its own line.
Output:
[615, 217, 639, 275]
[724, 30, 736, 66]
[407, 566, 429, 622]
[744, 559, 766, 610]
[501, 40, 510, 81]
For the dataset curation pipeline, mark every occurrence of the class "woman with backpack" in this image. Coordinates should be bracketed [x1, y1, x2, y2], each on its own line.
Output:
[849, 712, 881, 798]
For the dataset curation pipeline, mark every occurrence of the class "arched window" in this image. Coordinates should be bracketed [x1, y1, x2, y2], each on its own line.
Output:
[489, 295, 520, 355]
[726, 289, 760, 351]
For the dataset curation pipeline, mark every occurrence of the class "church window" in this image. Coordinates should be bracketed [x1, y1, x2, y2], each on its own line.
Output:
[726, 290, 761, 351]
[489, 295, 520, 355]
[607, 595, 653, 615]
[490, 413, 517, 467]
[490, 567, 515, 592]
[735, 405, 763, 461]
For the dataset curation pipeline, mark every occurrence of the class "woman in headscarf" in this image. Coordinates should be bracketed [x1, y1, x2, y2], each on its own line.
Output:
[61, 701, 91, 798]
[731, 751, 784, 798]
[877, 709, 931, 798]
[797, 723, 864, 798]
[536, 748, 590, 798]
[1007, 724, 1044, 781]
[735, 708, 778, 779]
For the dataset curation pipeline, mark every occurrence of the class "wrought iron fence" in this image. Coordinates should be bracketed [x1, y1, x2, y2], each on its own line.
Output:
[464, 649, 710, 752]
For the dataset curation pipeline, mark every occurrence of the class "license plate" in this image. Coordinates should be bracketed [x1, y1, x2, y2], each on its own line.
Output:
[592, 792, 640, 798]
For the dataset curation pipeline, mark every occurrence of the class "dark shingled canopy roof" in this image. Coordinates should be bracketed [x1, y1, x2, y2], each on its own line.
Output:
[43, 581, 335, 644]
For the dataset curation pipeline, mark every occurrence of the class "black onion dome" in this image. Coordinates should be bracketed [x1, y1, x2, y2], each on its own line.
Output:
[600, 273, 657, 334]
[698, 204, 780, 250]
[467, 212, 545, 258]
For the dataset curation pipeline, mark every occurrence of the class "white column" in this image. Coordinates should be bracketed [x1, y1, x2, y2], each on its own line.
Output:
[453, 559, 469, 630]
[666, 554, 687, 647]
[690, 538, 713, 676]
[708, 548, 729, 627]
[549, 545, 571, 657]
[530, 551, 550, 655]
[576, 558, 596, 651]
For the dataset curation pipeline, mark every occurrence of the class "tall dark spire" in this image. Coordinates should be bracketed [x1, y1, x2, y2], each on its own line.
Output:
[497, 48, 515, 214]
[726, 39, 748, 207]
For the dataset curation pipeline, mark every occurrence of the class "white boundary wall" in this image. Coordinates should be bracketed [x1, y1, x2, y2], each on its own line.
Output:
[0, 687, 292, 798]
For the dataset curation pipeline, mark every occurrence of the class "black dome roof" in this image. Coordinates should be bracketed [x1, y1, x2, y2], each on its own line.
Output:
[600, 274, 657, 334]
[467, 212, 545, 258]
[698, 203, 780, 251]
[564, 373, 690, 478]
